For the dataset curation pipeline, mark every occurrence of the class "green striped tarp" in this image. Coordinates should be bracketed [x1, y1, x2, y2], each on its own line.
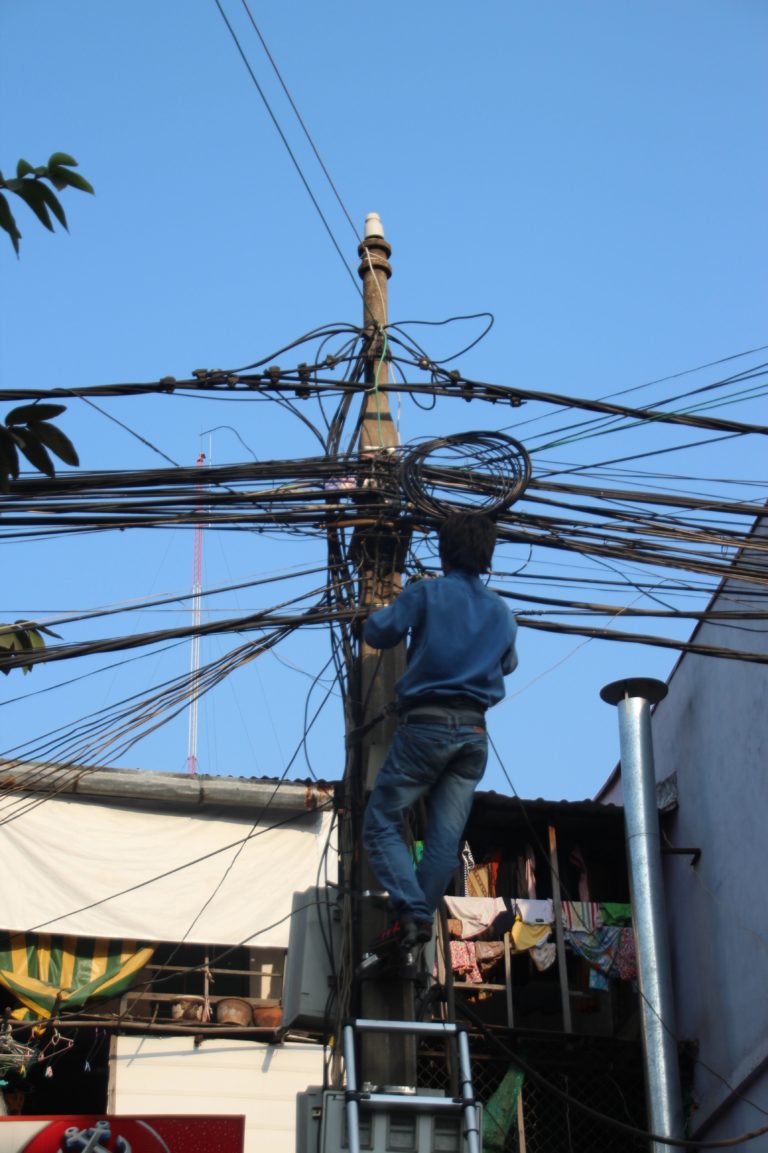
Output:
[0, 932, 154, 1019]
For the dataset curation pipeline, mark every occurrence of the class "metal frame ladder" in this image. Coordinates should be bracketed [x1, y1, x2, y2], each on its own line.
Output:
[342, 1018, 481, 1153]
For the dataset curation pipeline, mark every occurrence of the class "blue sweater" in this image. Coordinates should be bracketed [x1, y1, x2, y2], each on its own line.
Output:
[363, 570, 517, 710]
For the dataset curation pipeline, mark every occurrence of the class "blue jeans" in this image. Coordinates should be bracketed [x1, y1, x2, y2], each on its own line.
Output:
[362, 720, 488, 923]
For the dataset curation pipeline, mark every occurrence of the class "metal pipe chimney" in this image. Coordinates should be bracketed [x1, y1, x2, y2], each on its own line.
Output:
[600, 677, 684, 1151]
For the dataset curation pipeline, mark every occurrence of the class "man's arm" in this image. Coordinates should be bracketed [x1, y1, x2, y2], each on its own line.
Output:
[501, 614, 519, 675]
[363, 582, 422, 650]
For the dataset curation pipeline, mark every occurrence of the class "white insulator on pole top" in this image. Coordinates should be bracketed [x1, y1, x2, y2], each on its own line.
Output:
[364, 212, 385, 239]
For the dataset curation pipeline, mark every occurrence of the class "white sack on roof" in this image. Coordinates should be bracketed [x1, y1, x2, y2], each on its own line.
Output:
[0, 795, 334, 947]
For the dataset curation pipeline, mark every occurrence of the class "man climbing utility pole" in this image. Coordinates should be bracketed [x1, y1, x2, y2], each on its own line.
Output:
[352, 213, 417, 1089]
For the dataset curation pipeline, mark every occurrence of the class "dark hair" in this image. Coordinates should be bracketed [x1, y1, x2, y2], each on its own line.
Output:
[438, 513, 497, 575]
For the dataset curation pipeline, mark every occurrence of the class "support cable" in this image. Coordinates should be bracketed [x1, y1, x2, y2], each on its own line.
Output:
[211, 0, 362, 296]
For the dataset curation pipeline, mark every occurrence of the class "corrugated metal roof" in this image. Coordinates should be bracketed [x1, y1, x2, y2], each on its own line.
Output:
[468, 789, 625, 839]
[475, 788, 623, 814]
[0, 759, 624, 828]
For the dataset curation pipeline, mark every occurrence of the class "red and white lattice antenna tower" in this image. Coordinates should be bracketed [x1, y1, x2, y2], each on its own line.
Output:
[187, 450, 206, 775]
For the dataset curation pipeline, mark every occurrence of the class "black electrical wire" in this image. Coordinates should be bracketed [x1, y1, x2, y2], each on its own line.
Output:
[237, 0, 360, 243]
[502, 354, 768, 446]
[2, 348, 767, 453]
[449, 373, 768, 439]
[0, 586, 335, 673]
[454, 998, 768, 1149]
[75, 394, 181, 467]
[0, 631, 298, 822]
[171, 711, 336, 946]
[21, 801, 333, 930]
[3, 702, 339, 1017]
[508, 589, 768, 622]
[230, 322, 362, 373]
[1, 333, 765, 763]
[200, 424, 259, 460]
[0, 639, 190, 710]
[0, 562, 356, 814]
[386, 312, 495, 366]
[0, 562, 335, 636]
[516, 617, 768, 664]
[211, 0, 361, 296]
[597, 343, 768, 404]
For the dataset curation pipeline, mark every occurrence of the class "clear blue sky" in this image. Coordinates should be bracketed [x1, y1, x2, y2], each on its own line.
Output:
[1, 1, 766, 799]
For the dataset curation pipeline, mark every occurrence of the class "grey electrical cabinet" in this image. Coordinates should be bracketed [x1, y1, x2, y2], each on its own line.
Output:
[281, 887, 341, 1030]
[296, 1087, 479, 1153]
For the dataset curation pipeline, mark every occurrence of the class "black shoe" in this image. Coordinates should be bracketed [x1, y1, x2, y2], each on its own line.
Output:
[401, 918, 433, 949]
[357, 949, 419, 980]
[370, 917, 432, 953]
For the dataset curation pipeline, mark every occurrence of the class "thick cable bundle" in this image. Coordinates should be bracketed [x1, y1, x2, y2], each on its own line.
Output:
[399, 431, 531, 518]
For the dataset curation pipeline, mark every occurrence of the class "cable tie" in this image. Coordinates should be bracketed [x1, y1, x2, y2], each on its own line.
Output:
[344, 1088, 370, 1103]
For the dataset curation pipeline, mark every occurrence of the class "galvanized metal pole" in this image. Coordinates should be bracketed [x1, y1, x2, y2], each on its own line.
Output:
[600, 677, 684, 1151]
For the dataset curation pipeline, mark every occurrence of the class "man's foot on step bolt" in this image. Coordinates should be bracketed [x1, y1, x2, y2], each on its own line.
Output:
[371, 917, 432, 953]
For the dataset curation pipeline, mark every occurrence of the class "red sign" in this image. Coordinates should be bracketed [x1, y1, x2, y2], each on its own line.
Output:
[0, 1117, 245, 1153]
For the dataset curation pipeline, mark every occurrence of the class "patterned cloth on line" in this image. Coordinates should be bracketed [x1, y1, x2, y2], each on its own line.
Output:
[560, 902, 601, 932]
[565, 927, 637, 982]
[448, 940, 483, 983]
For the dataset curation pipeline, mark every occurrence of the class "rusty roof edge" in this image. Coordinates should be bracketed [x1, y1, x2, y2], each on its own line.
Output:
[0, 759, 334, 814]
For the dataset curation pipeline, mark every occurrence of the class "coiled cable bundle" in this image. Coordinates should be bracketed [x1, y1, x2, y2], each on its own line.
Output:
[399, 430, 531, 518]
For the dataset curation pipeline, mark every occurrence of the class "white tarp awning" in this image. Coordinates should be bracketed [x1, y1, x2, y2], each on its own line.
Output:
[0, 792, 335, 947]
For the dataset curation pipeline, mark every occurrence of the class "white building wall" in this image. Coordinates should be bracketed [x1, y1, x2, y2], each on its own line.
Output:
[600, 525, 768, 1142]
[112, 1036, 324, 1153]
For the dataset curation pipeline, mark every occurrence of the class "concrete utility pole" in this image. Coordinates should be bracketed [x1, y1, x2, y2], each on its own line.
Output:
[356, 213, 402, 790]
[353, 213, 416, 1089]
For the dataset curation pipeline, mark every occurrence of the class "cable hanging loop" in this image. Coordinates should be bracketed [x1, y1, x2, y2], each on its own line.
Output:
[400, 431, 532, 519]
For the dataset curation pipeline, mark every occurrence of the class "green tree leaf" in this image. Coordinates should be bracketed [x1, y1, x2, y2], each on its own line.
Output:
[3, 153, 93, 253]
[34, 623, 63, 640]
[29, 420, 79, 466]
[9, 628, 33, 652]
[0, 622, 54, 675]
[34, 180, 68, 230]
[0, 191, 21, 255]
[0, 427, 20, 486]
[12, 619, 61, 641]
[6, 403, 67, 425]
[48, 166, 95, 195]
[13, 180, 54, 232]
[14, 429, 56, 477]
[48, 152, 78, 167]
